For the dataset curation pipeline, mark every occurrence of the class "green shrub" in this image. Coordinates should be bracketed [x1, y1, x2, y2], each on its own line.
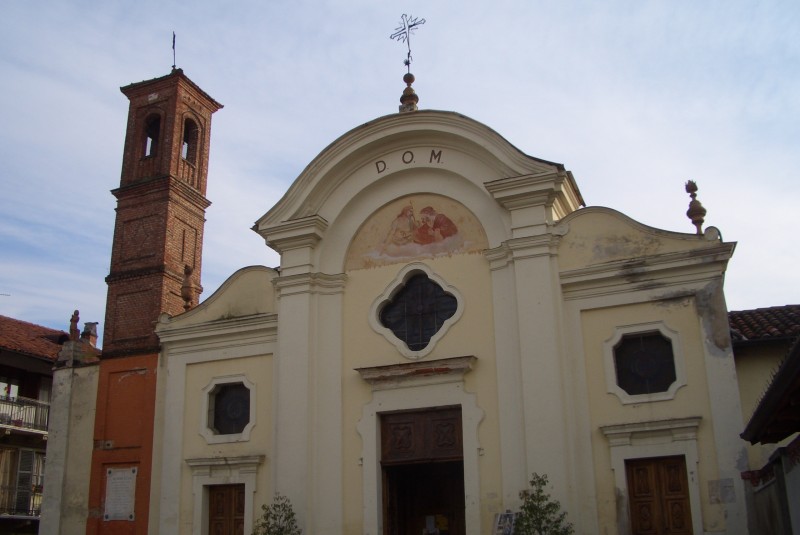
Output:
[252, 493, 301, 535]
[514, 473, 574, 535]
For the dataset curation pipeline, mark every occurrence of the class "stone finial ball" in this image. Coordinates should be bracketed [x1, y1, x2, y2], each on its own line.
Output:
[403, 72, 415, 85]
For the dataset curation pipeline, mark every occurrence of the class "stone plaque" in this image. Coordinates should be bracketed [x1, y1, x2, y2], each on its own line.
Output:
[104, 466, 137, 521]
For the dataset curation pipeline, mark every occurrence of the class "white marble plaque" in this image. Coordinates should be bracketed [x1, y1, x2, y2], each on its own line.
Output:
[103, 467, 137, 521]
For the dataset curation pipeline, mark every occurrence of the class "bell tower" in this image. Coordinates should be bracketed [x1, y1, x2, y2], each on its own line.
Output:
[85, 69, 221, 535]
[103, 68, 222, 356]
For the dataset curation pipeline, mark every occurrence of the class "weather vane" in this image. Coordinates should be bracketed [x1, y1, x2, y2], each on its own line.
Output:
[390, 14, 426, 72]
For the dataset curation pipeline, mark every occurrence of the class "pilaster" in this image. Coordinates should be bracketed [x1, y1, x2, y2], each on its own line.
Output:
[271, 272, 347, 534]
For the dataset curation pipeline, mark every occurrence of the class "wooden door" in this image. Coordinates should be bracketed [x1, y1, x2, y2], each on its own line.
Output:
[626, 456, 693, 535]
[209, 484, 245, 535]
[384, 460, 465, 535]
[381, 406, 465, 535]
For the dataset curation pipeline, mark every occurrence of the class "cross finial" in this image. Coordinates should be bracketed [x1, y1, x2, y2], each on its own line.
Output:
[391, 15, 425, 112]
[391, 14, 426, 73]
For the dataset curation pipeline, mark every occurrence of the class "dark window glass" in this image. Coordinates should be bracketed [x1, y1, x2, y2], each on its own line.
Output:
[211, 383, 250, 435]
[379, 273, 457, 351]
[614, 332, 676, 396]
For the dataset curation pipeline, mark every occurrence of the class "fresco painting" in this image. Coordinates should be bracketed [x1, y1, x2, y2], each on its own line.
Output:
[346, 195, 489, 270]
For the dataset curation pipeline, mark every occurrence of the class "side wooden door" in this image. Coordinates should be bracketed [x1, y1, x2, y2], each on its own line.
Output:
[209, 484, 245, 535]
[626, 456, 693, 535]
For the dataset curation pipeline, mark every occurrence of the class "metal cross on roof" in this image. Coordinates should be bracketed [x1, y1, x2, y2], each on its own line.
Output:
[391, 14, 426, 72]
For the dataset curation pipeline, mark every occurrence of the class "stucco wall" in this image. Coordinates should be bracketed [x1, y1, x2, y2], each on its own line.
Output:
[40, 363, 99, 535]
[581, 298, 724, 532]
[343, 252, 502, 534]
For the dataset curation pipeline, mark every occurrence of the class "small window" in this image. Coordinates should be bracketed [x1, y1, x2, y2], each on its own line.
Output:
[603, 322, 686, 404]
[144, 115, 161, 157]
[379, 273, 457, 352]
[208, 382, 250, 435]
[182, 118, 198, 163]
[614, 332, 676, 396]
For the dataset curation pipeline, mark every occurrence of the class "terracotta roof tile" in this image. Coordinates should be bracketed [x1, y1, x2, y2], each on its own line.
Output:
[0, 315, 68, 361]
[728, 305, 800, 343]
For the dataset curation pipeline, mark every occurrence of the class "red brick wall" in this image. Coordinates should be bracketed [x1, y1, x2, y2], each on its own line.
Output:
[102, 70, 219, 357]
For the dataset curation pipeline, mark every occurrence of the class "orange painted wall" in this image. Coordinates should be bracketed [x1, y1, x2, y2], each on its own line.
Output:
[86, 353, 157, 535]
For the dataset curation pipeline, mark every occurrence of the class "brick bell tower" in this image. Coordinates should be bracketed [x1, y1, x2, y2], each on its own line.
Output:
[87, 69, 221, 534]
[103, 68, 222, 356]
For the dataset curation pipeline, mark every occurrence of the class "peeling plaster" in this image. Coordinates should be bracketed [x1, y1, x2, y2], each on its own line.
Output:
[116, 369, 147, 382]
[650, 294, 693, 309]
[695, 279, 732, 352]
[735, 447, 750, 472]
[590, 234, 663, 261]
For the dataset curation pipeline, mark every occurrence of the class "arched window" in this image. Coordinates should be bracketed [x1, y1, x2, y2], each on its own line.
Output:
[182, 118, 199, 163]
[143, 114, 161, 157]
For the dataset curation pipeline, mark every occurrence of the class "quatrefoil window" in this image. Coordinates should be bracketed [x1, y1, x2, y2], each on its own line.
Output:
[370, 264, 463, 359]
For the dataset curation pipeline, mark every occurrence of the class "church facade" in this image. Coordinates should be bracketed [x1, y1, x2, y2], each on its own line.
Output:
[150, 74, 748, 533]
[47, 68, 754, 535]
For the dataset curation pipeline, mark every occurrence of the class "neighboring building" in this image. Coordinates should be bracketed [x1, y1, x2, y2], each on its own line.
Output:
[731, 305, 800, 534]
[730, 305, 800, 467]
[0, 315, 65, 534]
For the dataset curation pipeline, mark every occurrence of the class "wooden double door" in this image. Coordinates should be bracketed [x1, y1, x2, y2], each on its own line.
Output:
[209, 484, 245, 535]
[626, 456, 693, 535]
[381, 406, 465, 535]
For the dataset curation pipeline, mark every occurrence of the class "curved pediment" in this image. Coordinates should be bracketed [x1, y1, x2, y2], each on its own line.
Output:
[156, 265, 278, 332]
[556, 207, 734, 272]
[254, 111, 573, 234]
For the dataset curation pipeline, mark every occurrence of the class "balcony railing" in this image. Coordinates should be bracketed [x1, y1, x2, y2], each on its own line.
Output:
[0, 478, 44, 517]
[0, 396, 49, 433]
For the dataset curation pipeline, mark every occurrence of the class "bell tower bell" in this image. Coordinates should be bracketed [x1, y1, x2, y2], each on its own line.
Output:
[103, 68, 222, 356]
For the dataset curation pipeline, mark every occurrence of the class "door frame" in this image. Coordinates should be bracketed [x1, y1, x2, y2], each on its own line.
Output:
[601, 418, 703, 535]
[357, 373, 483, 535]
[186, 455, 263, 535]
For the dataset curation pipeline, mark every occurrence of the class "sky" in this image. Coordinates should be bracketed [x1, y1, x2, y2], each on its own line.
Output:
[1, 0, 798, 344]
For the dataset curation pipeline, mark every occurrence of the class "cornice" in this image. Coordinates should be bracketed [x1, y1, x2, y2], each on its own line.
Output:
[355, 355, 477, 390]
[600, 416, 702, 447]
[560, 244, 735, 300]
[112, 174, 211, 210]
[185, 455, 264, 469]
[272, 272, 348, 297]
[155, 312, 278, 345]
[257, 215, 328, 254]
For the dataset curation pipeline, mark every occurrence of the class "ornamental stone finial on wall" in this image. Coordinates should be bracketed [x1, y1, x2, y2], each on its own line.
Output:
[685, 180, 707, 235]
